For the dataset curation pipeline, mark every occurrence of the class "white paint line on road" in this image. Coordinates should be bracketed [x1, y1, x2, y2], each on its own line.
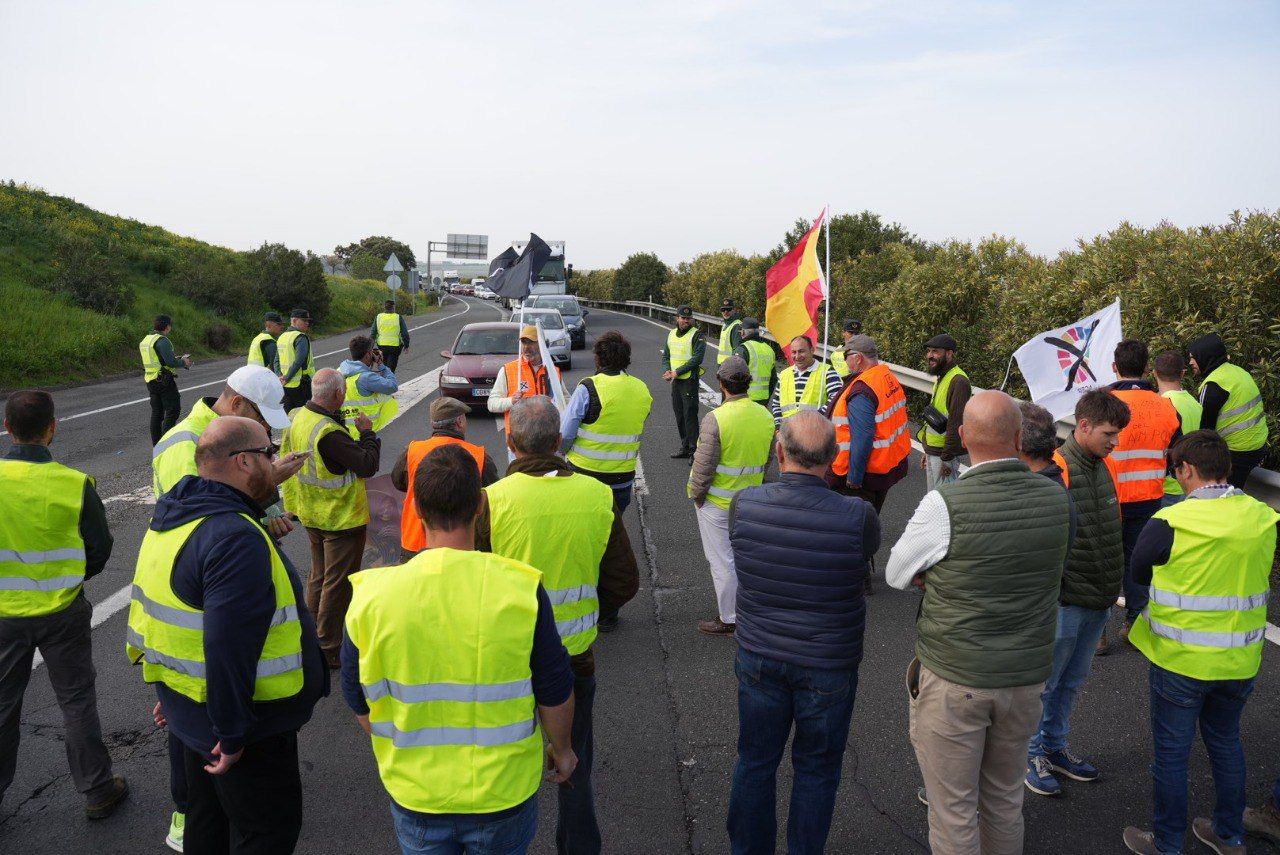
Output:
[1, 296, 477, 437]
[34, 366, 447, 670]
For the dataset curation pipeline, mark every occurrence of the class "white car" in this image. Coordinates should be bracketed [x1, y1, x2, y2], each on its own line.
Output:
[511, 307, 572, 370]
[474, 284, 496, 300]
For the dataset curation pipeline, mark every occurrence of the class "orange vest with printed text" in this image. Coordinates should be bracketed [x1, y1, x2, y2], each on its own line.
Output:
[501, 358, 554, 432]
[400, 436, 487, 552]
[832, 363, 911, 478]
[1104, 389, 1180, 504]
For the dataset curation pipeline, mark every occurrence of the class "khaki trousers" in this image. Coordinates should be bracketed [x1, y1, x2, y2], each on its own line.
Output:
[908, 661, 1043, 855]
[305, 525, 366, 659]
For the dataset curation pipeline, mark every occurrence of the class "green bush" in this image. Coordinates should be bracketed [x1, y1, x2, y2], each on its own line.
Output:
[51, 235, 135, 315]
[613, 252, 670, 302]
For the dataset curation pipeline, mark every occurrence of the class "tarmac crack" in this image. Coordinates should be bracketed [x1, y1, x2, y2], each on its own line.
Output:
[844, 741, 930, 852]
[635, 471, 699, 855]
[0, 771, 69, 826]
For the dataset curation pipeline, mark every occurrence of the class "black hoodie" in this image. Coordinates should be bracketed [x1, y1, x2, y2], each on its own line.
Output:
[150, 475, 327, 756]
[1187, 333, 1231, 430]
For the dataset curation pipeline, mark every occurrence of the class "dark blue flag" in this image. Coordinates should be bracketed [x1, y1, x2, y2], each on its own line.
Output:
[493, 234, 552, 301]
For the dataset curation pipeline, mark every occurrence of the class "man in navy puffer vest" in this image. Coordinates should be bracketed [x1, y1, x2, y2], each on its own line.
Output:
[726, 410, 880, 855]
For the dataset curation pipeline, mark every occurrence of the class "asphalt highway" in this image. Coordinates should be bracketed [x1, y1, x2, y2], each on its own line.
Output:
[2, 296, 1277, 854]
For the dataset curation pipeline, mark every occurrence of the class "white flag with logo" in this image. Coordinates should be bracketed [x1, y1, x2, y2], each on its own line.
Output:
[535, 321, 567, 413]
[1013, 299, 1123, 421]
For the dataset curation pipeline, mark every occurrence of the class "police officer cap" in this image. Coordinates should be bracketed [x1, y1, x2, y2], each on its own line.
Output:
[741, 317, 760, 330]
[719, 298, 738, 312]
[290, 307, 311, 320]
[264, 311, 283, 323]
[924, 333, 958, 351]
[841, 318, 862, 334]
[716, 355, 751, 384]
[676, 305, 693, 318]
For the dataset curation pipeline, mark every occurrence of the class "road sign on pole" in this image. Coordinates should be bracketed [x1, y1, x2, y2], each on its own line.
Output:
[383, 253, 404, 273]
[386, 273, 402, 291]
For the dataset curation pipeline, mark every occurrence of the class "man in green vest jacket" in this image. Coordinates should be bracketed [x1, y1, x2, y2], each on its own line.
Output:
[1026, 389, 1129, 798]
[888, 391, 1072, 855]
[1, 391, 127, 820]
[918, 333, 972, 491]
[1121, 431, 1277, 855]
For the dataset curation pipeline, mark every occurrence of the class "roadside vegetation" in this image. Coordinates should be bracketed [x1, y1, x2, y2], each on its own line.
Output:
[0, 181, 431, 390]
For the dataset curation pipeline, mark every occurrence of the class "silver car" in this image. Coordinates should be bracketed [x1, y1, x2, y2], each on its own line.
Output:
[511, 307, 572, 370]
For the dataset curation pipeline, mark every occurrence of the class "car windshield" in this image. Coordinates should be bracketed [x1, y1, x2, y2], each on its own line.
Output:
[530, 297, 580, 316]
[453, 329, 519, 355]
[516, 311, 564, 330]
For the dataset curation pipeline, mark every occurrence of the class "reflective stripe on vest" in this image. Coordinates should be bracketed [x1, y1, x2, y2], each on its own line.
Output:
[485, 473, 614, 655]
[0, 459, 89, 618]
[1201, 363, 1267, 451]
[340, 373, 400, 438]
[375, 312, 402, 346]
[742, 339, 776, 402]
[280, 407, 369, 530]
[693, 396, 775, 510]
[1128, 493, 1278, 681]
[1106, 389, 1179, 503]
[923, 365, 968, 449]
[139, 333, 171, 382]
[345, 549, 544, 814]
[277, 330, 314, 389]
[566, 373, 652, 475]
[151, 400, 219, 498]
[247, 332, 274, 367]
[777, 364, 830, 419]
[126, 514, 304, 701]
[667, 328, 696, 380]
[400, 436, 487, 552]
[717, 318, 741, 364]
[832, 363, 911, 478]
[1161, 389, 1202, 495]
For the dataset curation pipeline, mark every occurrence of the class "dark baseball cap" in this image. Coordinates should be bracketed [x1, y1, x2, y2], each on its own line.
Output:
[264, 311, 283, 323]
[676, 305, 693, 318]
[924, 333, 958, 351]
[719, 298, 738, 312]
[290, 308, 311, 320]
[841, 318, 862, 334]
[742, 317, 760, 330]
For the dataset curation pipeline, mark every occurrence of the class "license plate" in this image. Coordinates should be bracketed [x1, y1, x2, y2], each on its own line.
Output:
[473, 388, 491, 397]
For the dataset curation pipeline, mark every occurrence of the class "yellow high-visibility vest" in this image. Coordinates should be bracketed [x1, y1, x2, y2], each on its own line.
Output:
[0, 459, 89, 618]
[566, 373, 652, 475]
[280, 406, 369, 531]
[339, 374, 399, 439]
[152, 399, 218, 498]
[277, 330, 315, 389]
[691, 396, 774, 510]
[140, 333, 173, 382]
[375, 313, 402, 347]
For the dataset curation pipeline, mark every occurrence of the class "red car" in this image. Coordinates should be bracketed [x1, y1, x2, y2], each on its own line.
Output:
[439, 322, 520, 408]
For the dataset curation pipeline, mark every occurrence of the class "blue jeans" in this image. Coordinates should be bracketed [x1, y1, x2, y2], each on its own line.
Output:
[727, 648, 858, 855]
[1028, 604, 1109, 758]
[1149, 664, 1254, 854]
[557, 674, 600, 855]
[390, 796, 536, 855]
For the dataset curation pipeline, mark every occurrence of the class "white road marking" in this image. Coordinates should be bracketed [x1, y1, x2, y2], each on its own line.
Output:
[1, 296, 477, 437]
[33, 367, 447, 669]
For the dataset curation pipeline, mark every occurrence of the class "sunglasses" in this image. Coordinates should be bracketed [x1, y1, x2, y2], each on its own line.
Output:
[228, 443, 279, 459]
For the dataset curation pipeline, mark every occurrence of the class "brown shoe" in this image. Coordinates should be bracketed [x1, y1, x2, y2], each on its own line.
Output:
[698, 618, 735, 636]
[86, 776, 129, 820]
[1096, 630, 1112, 657]
[1244, 801, 1280, 844]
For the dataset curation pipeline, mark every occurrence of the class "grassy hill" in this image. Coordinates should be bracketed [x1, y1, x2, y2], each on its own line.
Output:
[0, 182, 430, 391]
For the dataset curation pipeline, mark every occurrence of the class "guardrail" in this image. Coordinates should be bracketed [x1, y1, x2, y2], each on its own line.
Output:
[579, 297, 1280, 509]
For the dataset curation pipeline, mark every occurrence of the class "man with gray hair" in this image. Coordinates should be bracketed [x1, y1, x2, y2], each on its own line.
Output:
[1018, 401, 1068, 489]
[726, 409, 880, 853]
[476, 396, 639, 855]
[280, 367, 380, 668]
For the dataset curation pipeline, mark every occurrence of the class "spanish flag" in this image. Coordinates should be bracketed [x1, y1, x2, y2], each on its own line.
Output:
[765, 208, 827, 364]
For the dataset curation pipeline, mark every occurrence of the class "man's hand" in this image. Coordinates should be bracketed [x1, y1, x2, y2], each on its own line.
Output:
[356, 714, 372, 735]
[272, 452, 308, 485]
[203, 741, 244, 775]
[544, 742, 578, 784]
[919, 454, 927, 470]
[662, 370, 675, 382]
[181, 356, 193, 369]
[354, 414, 374, 433]
[939, 461, 953, 478]
[693, 497, 705, 509]
[152, 701, 167, 729]
[911, 572, 927, 590]
[265, 515, 294, 539]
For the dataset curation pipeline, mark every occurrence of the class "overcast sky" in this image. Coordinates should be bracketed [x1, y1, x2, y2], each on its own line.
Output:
[2, 1, 1276, 269]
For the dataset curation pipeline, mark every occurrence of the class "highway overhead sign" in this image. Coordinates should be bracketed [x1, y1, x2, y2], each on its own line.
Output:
[383, 253, 404, 273]
[446, 234, 488, 260]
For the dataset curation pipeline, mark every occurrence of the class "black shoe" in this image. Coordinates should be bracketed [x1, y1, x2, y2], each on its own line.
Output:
[598, 613, 619, 633]
[86, 776, 129, 820]
[670, 449, 693, 459]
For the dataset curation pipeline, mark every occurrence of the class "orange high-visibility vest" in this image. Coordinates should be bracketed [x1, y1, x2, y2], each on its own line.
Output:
[501, 358, 553, 433]
[1052, 449, 1071, 489]
[1104, 389, 1180, 504]
[832, 363, 911, 478]
[399, 436, 486, 552]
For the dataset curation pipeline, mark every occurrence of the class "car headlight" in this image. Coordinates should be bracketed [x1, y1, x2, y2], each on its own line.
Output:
[441, 374, 468, 384]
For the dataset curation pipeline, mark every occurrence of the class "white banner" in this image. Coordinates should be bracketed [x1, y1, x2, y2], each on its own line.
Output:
[1013, 299, 1123, 421]
[535, 321, 567, 413]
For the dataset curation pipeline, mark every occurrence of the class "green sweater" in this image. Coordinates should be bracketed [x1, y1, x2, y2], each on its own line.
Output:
[916, 460, 1072, 688]
[1058, 435, 1124, 610]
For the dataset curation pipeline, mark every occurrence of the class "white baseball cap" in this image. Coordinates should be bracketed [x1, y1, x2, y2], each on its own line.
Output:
[226, 366, 291, 429]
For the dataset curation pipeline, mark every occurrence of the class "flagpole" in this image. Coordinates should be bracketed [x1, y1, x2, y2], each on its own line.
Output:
[822, 204, 831, 363]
